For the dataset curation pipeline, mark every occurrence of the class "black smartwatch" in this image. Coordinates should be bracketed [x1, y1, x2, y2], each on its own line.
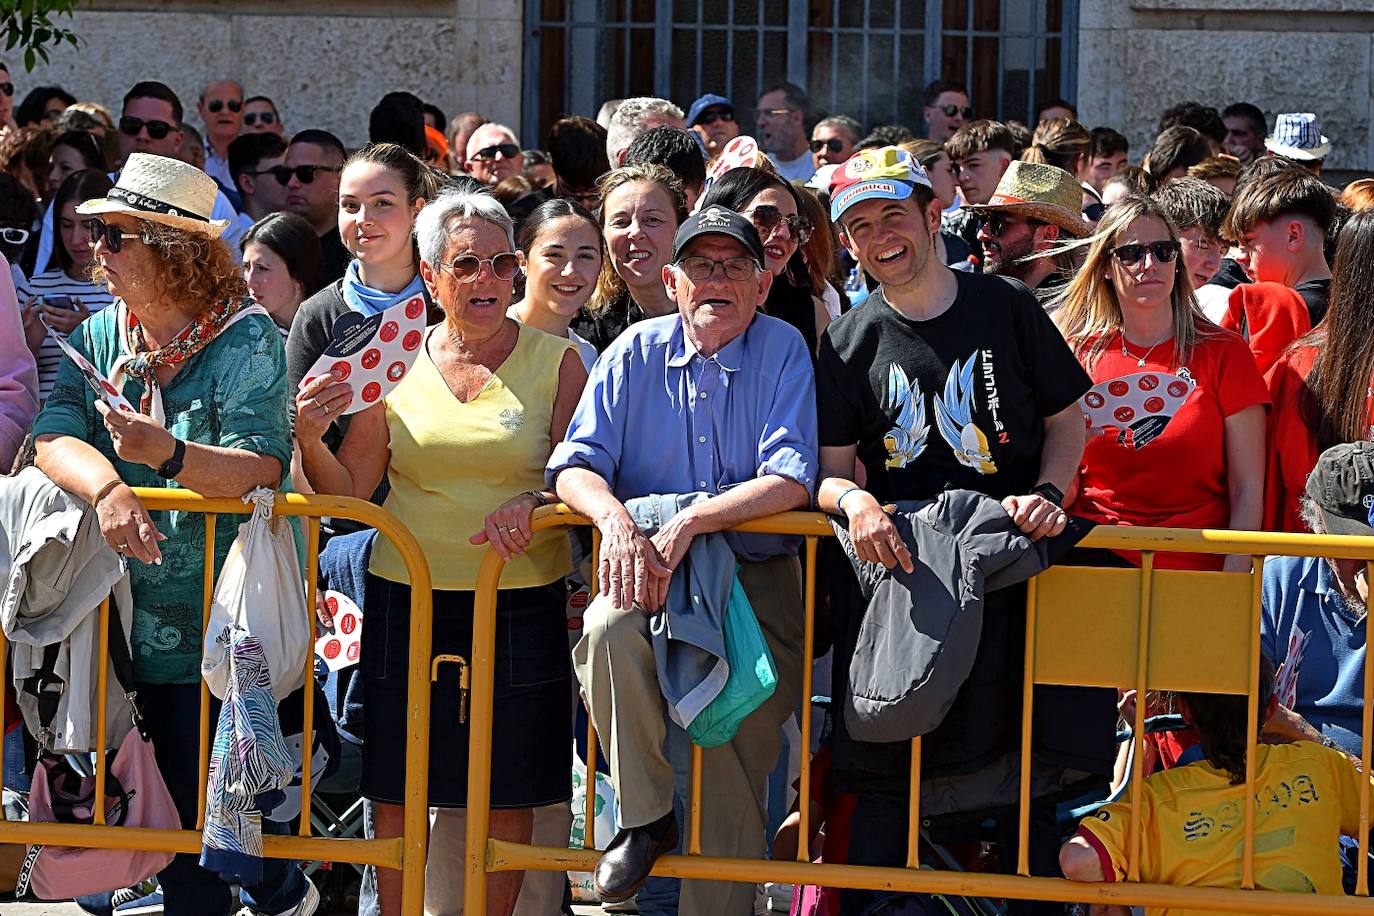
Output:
[1031, 482, 1065, 507]
[156, 438, 186, 479]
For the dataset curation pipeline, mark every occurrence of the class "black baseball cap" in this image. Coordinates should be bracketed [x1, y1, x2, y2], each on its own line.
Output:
[1305, 441, 1374, 536]
[671, 205, 766, 267]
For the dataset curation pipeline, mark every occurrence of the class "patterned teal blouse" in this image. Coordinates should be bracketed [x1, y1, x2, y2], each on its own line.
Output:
[32, 304, 293, 684]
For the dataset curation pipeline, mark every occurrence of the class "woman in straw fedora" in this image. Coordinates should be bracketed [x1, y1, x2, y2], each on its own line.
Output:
[30, 153, 316, 916]
[1052, 193, 1267, 573]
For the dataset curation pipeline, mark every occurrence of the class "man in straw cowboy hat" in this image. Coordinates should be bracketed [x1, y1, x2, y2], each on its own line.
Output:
[965, 159, 1091, 304]
[813, 147, 1111, 909]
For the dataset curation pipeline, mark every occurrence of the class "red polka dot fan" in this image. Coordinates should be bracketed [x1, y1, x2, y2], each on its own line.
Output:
[1080, 371, 1197, 450]
[300, 295, 428, 415]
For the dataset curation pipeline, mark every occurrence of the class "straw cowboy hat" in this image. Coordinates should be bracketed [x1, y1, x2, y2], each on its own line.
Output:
[963, 160, 1091, 238]
[1265, 112, 1330, 161]
[77, 152, 230, 238]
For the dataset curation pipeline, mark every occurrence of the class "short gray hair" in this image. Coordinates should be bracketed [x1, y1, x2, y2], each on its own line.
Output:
[415, 188, 515, 268]
[815, 115, 863, 145]
[466, 122, 520, 160]
[606, 97, 685, 164]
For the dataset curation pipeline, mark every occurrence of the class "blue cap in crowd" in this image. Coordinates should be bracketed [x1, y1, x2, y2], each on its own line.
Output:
[687, 94, 734, 127]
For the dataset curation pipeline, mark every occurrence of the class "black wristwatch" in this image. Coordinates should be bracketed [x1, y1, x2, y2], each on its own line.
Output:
[156, 438, 186, 479]
[1031, 482, 1065, 507]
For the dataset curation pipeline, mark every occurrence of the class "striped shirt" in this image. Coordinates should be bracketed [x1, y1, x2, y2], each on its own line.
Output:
[18, 270, 115, 401]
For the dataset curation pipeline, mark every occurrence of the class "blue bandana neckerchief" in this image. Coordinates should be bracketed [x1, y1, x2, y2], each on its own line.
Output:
[340, 260, 425, 317]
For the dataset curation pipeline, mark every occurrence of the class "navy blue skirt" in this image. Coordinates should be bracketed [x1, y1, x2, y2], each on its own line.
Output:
[359, 574, 572, 809]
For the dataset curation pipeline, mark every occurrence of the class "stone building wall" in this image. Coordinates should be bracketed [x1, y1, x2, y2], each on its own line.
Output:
[1076, 0, 1374, 172]
[11, 0, 526, 149]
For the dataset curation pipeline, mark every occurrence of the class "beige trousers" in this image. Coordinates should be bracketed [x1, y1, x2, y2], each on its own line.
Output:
[572, 554, 804, 916]
[422, 802, 572, 916]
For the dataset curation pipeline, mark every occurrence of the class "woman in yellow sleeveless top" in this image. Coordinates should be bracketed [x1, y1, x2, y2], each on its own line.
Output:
[296, 189, 588, 916]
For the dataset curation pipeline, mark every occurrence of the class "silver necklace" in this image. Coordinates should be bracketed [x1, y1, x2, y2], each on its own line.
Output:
[1121, 334, 1167, 368]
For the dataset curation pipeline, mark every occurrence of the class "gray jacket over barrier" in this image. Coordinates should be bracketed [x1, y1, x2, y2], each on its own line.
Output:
[625, 492, 733, 730]
[832, 488, 1089, 744]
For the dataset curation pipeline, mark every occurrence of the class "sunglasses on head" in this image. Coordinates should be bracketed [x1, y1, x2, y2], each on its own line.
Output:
[206, 98, 242, 114]
[471, 143, 520, 161]
[243, 111, 276, 127]
[0, 83, 12, 98]
[1111, 241, 1180, 266]
[1083, 202, 1106, 222]
[980, 212, 1038, 238]
[119, 116, 175, 140]
[265, 164, 342, 186]
[938, 104, 974, 119]
[810, 137, 845, 154]
[85, 219, 144, 254]
[749, 205, 814, 246]
[442, 252, 521, 282]
[697, 108, 735, 126]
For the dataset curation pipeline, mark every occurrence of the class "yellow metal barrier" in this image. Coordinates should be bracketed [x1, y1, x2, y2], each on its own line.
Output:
[0, 489, 435, 916]
[466, 507, 1374, 915]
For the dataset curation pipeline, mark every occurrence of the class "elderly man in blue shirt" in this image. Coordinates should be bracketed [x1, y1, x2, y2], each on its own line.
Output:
[548, 206, 817, 911]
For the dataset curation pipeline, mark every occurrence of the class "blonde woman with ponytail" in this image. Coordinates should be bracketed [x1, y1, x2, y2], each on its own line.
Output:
[1054, 194, 1268, 571]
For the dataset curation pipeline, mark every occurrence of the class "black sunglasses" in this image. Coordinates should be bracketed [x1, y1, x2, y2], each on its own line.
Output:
[697, 109, 735, 126]
[471, 143, 520, 161]
[0, 83, 12, 98]
[748, 205, 814, 246]
[85, 219, 144, 254]
[266, 164, 342, 186]
[980, 212, 1039, 237]
[119, 116, 175, 140]
[206, 98, 242, 114]
[938, 104, 974, 119]
[1083, 202, 1106, 222]
[1112, 241, 1180, 266]
[243, 111, 276, 127]
[810, 137, 846, 154]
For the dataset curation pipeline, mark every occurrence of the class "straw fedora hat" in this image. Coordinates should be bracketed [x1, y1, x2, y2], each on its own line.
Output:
[964, 160, 1091, 238]
[76, 152, 230, 238]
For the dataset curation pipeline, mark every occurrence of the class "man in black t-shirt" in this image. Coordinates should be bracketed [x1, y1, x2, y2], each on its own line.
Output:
[816, 147, 1099, 912]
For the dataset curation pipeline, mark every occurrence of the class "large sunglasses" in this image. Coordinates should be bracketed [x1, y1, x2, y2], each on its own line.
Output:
[980, 212, 1040, 238]
[810, 137, 846, 154]
[206, 98, 243, 114]
[0, 83, 12, 98]
[243, 111, 276, 127]
[266, 164, 343, 186]
[938, 103, 974, 119]
[749, 205, 813, 245]
[471, 143, 520, 161]
[119, 116, 175, 140]
[1111, 241, 1180, 266]
[676, 256, 757, 282]
[441, 252, 521, 282]
[0, 227, 29, 246]
[697, 108, 734, 126]
[85, 219, 144, 254]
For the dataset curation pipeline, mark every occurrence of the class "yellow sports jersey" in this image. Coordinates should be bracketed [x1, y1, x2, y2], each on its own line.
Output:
[1076, 741, 1372, 916]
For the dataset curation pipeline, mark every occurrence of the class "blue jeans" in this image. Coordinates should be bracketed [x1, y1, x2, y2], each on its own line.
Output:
[144, 682, 309, 916]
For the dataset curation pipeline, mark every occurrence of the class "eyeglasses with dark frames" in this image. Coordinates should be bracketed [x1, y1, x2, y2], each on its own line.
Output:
[206, 99, 243, 114]
[85, 219, 144, 254]
[471, 143, 520, 161]
[119, 116, 176, 140]
[266, 165, 343, 186]
[675, 256, 758, 282]
[1111, 241, 1180, 266]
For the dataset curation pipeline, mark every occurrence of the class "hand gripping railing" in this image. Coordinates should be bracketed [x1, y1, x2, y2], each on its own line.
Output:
[0, 489, 434, 916]
[465, 506, 1374, 916]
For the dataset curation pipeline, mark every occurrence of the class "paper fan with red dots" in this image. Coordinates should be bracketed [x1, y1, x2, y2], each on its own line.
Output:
[300, 294, 427, 415]
[1080, 371, 1197, 450]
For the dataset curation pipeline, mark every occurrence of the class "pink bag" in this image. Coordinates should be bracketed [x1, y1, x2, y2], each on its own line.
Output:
[15, 594, 180, 900]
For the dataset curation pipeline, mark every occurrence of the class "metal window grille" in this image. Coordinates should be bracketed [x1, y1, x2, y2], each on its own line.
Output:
[522, 0, 1078, 144]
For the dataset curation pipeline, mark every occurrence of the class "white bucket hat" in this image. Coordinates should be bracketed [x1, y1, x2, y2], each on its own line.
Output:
[76, 153, 230, 238]
[1264, 112, 1330, 162]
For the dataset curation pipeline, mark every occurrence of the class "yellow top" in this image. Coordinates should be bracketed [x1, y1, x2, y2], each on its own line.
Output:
[1078, 741, 1372, 915]
[369, 323, 574, 590]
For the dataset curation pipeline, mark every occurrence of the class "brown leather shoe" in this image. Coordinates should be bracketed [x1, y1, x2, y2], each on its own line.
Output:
[593, 810, 678, 904]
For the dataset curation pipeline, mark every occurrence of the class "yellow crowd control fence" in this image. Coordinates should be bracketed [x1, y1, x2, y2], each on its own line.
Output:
[0, 489, 435, 916]
[466, 506, 1374, 916]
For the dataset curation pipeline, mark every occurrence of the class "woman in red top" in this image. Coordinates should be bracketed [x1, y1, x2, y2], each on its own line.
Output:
[1264, 209, 1374, 532]
[1053, 195, 1268, 570]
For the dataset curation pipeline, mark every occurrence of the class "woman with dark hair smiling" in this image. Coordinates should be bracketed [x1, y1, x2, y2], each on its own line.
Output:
[242, 211, 323, 335]
[698, 165, 829, 353]
[510, 197, 602, 368]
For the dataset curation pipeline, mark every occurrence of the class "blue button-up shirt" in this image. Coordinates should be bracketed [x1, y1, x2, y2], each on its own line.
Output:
[547, 313, 818, 559]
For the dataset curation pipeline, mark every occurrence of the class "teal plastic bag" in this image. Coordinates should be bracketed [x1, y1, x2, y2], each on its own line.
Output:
[688, 569, 777, 747]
